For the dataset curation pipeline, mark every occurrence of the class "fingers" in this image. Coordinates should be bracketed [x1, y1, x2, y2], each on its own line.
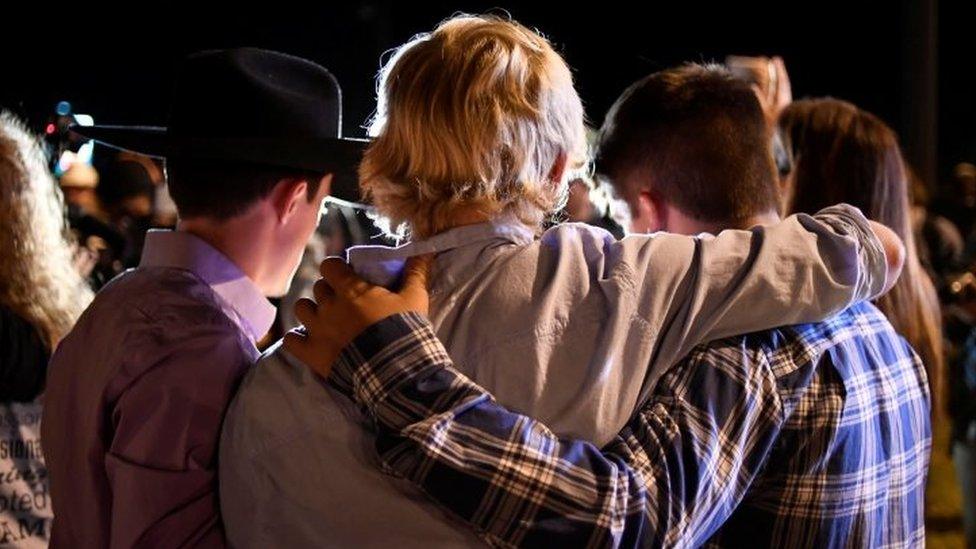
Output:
[402, 255, 432, 290]
[399, 255, 433, 314]
[282, 329, 307, 355]
[283, 329, 336, 377]
[773, 56, 790, 88]
[283, 329, 313, 363]
[319, 257, 370, 298]
[772, 56, 792, 109]
[313, 278, 335, 305]
[294, 297, 318, 328]
[750, 83, 769, 110]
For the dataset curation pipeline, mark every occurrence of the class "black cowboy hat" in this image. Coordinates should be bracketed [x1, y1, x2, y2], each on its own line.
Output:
[71, 48, 368, 203]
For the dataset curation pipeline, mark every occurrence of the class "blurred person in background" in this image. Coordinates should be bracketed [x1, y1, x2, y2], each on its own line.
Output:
[908, 166, 965, 292]
[929, 165, 976, 548]
[778, 97, 945, 408]
[116, 151, 177, 228]
[779, 98, 964, 539]
[58, 161, 100, 215]
[58, 161, 126, 289]
[0, 112, 93, 547]
[560, 173, 627, 238]
[948, 293, 976, 548]
[939, 162, 976, 250]
[95, 159, 156, 269]
[555, 128, 627, 238]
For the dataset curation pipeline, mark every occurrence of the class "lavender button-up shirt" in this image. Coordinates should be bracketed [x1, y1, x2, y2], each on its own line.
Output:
[43, 230, 275, 548]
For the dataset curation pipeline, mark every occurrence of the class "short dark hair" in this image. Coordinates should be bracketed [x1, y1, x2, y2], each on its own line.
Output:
[164, 158, 324, 220]
[595, 63, 779, 224]
[96, 160, 155, 207]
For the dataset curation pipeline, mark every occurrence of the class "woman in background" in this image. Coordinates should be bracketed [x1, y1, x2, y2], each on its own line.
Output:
[778, 98, 944, 405]
[0, 112, 92, 547]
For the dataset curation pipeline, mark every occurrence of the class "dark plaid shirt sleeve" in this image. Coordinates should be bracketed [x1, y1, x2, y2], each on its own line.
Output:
[328, 312, 791, 548]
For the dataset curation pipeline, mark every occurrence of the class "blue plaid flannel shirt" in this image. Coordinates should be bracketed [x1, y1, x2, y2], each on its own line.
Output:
[329, 301, 931, 548]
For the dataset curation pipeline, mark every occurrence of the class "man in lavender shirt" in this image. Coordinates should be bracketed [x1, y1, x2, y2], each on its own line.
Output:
[41, 48, 366, 547]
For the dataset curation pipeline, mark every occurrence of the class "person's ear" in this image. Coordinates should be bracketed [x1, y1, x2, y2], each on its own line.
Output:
[271, 178, 309, 224]
[316, 173, 334, 200]
[645, 192, 669, 232]
[629, 190, 667, 233]
[548, 150, 569, 184]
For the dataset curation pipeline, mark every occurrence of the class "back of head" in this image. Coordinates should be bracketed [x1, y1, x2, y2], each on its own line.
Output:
[360, 14, 587, 238]
[165, 158, 323, 221]
[0, 112, 92, 346]
[97, 160, 155, 218]
[596, 63, 780, 226]
[779, 98, 908, 231]
[779, 98, 944, 409]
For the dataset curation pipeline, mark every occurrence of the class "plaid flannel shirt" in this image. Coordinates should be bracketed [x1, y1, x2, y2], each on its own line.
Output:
[329, 301, 931, 548]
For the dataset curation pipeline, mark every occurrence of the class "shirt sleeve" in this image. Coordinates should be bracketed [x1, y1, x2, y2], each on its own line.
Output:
[610, 203, 885, 398]
[329, 313, 788, 548]
[218, 373, 277, 549]
[104, 329, 249, 548]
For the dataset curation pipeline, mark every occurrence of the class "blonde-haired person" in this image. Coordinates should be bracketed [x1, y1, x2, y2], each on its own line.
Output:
[218, 16, 902, 547]
[0, 112, 93, 548]
[360, 16, 588, 238]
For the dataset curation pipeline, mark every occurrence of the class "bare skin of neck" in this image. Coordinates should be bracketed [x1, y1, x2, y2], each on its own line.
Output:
[419, 204, 495, 238]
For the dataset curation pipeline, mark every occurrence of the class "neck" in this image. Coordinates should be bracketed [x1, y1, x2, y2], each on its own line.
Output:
[423, 204, 494, 237]
[666, 206, 781, 235]
[177, 210, 278, 295]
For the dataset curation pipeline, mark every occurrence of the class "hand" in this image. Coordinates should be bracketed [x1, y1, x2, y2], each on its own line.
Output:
[730, 55, 792, 123]
[72, 243, 98, 277]
[754, 56, 792, 123]
[283, 255, 433, 378]
[768, 56, 792, 120]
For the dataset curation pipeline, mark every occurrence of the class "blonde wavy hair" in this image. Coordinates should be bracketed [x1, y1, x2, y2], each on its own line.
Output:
[360, 14, 588, 238]
[0, 112, 92, 347]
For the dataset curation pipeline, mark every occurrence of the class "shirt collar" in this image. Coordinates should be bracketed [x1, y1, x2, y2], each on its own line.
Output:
[140, 229, 277, 343]
[346, 218, 535, 288]
[349, 217, 534, 261]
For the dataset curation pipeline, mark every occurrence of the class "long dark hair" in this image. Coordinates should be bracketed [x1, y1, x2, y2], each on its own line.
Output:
[779, 98, 943, 408]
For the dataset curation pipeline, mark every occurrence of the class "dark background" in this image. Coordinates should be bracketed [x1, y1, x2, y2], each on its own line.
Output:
[2, 1, 971, 192]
